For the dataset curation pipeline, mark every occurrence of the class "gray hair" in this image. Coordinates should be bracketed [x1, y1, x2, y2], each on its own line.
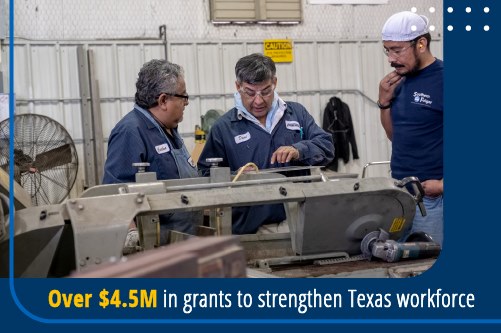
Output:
[135, 59, 184, 109]
[235, 53, 276, 84]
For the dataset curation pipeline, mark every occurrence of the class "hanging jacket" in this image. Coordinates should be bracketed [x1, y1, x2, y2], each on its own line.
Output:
[322, 96, 359, 171]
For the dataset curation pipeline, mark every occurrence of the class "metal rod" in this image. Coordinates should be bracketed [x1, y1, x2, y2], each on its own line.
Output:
[361, 161, 390, 178]
[159, 25, 168, 61]
[164, 174, 322, 192]
[256, 165, 322, 173]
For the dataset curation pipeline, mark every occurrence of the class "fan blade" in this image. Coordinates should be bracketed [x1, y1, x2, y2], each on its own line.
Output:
[32, 144, 73, 172]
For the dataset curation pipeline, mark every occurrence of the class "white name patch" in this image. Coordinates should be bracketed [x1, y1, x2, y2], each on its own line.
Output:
[155, 143, 170, 154]
[286, 121, 301, 131]
[234, 132, 251, 144]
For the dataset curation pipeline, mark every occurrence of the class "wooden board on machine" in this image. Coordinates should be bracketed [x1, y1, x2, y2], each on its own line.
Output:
[0, 167, 32, 209]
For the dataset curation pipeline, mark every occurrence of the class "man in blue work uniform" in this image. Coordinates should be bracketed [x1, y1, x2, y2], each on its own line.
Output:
[103, 59, 201, 245]
[378, 12, 443, 245]
[198, 53, 334, 234]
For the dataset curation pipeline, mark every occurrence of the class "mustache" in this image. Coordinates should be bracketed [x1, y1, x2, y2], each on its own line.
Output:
[391, 63, 405, 68]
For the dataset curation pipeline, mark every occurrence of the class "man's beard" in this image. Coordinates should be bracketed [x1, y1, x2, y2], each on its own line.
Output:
[391, 52, 421, 76]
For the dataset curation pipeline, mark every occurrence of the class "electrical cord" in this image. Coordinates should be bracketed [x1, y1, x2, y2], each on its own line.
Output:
[232, 162, 259, 182]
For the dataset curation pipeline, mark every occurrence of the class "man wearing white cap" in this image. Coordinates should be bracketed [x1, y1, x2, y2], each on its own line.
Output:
[378, 11, 443, 245]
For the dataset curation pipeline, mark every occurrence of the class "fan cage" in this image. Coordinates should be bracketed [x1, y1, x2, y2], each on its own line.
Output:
[0, 114, 79, 206]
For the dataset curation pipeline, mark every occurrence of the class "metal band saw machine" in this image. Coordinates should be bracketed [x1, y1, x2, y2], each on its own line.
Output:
[0, 162, 441, 278]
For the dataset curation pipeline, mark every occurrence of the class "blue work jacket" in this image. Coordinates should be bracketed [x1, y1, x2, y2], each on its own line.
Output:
[103, 106, 200, 238]
[103, 107, 197, 183]
[198, 101, 334, 234]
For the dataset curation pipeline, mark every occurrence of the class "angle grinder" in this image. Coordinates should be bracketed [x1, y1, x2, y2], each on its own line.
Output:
[360, 229, 441, 263]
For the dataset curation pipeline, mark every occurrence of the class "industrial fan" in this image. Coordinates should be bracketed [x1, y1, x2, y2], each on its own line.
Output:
[0, 114, 78, 206]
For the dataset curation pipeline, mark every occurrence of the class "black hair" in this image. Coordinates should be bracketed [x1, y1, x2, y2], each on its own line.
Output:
[235, 53, 276, 84]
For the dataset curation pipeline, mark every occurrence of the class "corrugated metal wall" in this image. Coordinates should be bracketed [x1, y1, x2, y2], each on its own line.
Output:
[1, 0, 443, 198]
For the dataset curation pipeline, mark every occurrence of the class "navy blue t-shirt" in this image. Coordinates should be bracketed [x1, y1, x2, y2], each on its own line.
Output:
[391, 59, 443, 182]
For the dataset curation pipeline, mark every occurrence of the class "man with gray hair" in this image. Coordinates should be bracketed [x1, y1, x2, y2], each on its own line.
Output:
[378, 11, 443, 245]
[198, 53, 334, 234]
[103, 59, 201, 245]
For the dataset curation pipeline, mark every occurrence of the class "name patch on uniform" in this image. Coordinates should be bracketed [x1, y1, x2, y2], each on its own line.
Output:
[155, 143, 170, 154]
[285, 120, 301, 131]
[234, 132, 251, 144]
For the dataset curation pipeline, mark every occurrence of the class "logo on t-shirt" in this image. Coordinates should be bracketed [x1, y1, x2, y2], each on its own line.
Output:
[413, 92, 433, 106]
[155, 143, 170, 154]
[234, 132, 251, 144]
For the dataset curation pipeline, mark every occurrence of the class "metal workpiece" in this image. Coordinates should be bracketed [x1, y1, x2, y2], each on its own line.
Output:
[79, 177, 212, 198]
[165, 174, 322, 192]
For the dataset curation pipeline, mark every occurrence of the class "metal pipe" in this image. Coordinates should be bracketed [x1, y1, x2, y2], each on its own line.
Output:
[164, 174, 322, 192]
[256, 165, 322, 173]
[361, 161, 390, 178]
[159, 25, 167, 61]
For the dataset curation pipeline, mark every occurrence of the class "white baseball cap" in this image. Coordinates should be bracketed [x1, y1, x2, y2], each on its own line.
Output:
[382, 11, 429, 41]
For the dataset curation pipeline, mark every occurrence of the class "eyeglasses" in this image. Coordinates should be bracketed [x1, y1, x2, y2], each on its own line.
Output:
[239, 85, 275, 99]
[383, 41, 416, 58]
[158, 92, 189, 102]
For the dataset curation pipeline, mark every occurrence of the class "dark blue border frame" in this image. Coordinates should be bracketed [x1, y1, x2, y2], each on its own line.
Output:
[5, 0, 501, 326]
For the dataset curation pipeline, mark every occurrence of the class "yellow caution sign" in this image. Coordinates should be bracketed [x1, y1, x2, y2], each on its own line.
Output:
[389, 217, 406, 233]
[264, 39, 293, 63]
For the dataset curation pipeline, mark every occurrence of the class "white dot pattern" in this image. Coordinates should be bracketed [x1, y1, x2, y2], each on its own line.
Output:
[446, 6, 492, 33]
